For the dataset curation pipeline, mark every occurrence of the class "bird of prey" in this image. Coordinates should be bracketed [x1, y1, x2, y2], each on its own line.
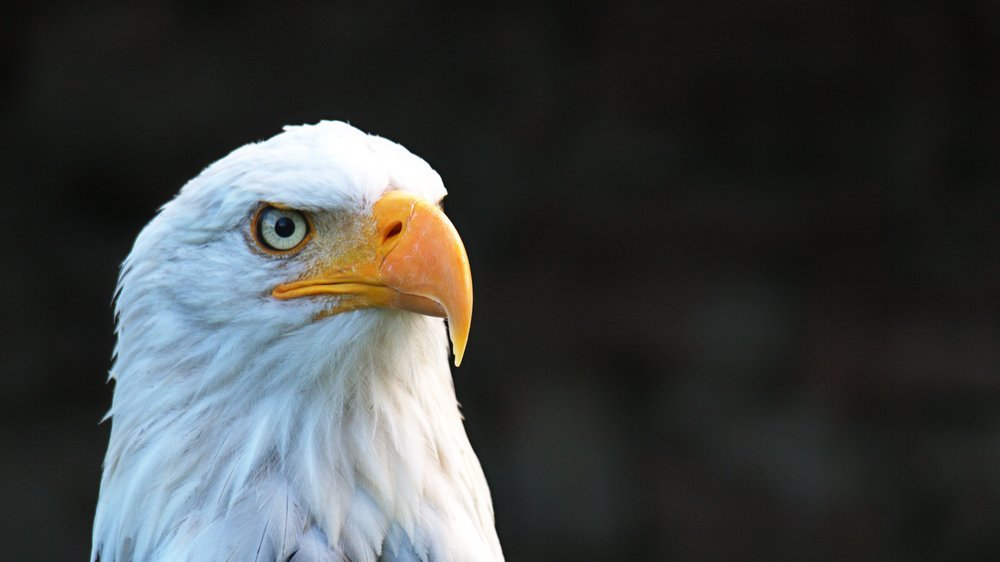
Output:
[92, 121, 504, 561]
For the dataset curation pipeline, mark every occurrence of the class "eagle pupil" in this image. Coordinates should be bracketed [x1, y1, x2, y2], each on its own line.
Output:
[274, 217, 295, 237]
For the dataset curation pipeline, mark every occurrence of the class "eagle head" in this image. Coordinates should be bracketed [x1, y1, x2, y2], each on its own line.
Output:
[93, 121, 502, 562]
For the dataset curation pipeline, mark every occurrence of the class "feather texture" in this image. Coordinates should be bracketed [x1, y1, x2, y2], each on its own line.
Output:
[92, 121, 503, 561]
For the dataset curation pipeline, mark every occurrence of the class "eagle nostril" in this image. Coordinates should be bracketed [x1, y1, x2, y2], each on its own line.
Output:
[383, 221, 403, 245]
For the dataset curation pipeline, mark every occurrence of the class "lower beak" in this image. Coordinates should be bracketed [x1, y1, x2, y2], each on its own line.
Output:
[271, 191, 473, 366]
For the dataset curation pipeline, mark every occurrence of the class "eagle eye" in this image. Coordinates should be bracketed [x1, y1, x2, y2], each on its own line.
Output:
[253, 205, 311, 254]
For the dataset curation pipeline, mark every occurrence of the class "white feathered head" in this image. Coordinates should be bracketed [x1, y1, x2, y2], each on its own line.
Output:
[93, 121, 501, 562]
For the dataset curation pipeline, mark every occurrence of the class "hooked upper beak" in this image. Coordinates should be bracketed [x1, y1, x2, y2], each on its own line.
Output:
[271, 191, 473, 366]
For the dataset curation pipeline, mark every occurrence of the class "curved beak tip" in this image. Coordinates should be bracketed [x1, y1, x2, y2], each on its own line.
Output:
[375, 192, 474, 369]
[449, 318, 470, 367]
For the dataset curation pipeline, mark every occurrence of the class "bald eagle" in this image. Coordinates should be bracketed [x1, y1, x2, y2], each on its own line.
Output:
[92, 122, 503, 561]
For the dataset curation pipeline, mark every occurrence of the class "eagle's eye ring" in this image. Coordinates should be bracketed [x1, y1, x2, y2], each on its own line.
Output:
[251, 204, 312, 255]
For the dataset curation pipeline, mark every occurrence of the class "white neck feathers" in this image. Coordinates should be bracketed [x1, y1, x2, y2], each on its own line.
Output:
[93, 309, 500, 561]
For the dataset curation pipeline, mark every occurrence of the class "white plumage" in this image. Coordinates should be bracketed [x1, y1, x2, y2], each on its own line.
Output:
[92, 121, 503, 561]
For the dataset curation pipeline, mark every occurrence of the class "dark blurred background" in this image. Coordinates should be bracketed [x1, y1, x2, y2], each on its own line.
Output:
[3, 1, 999, 560]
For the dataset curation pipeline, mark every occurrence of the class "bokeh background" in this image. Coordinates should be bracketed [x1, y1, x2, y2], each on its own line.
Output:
[3, 2, 999, 560]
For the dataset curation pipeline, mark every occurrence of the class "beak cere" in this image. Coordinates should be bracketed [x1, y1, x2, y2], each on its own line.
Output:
[271, 191, 474, 366]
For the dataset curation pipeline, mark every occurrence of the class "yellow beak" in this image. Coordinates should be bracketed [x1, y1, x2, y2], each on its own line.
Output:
[271, 191, 473, 366]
